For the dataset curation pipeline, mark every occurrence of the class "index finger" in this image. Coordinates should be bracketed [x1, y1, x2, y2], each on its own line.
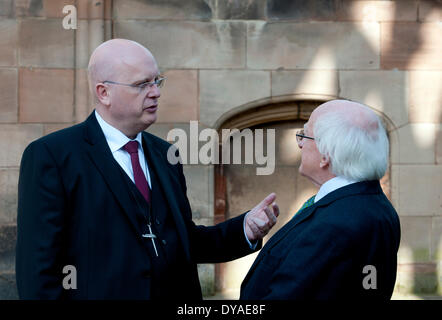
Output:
[257, 193, 276, 210]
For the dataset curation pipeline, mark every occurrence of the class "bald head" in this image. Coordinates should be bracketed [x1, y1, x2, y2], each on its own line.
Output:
[87, 39, 157, 101]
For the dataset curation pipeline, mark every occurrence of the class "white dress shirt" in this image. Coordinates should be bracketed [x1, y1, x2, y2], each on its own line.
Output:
[95, 110, 152, 188]
[96, 111, 255, 249]
[314, 176, 359, 203]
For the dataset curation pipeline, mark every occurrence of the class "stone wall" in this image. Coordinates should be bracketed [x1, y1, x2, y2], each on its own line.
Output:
[0, 0, 441, 299]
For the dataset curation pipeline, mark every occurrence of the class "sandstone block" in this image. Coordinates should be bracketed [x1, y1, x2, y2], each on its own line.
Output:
[271, 70, 339, 98]
[397, 165, 442, 216]
[336, 0, 418, 22]
[214, 0, 266, 20]
[247, 22, 379, 69]
[0, 124, 43, 167]
[437, 126, 442, 164]
[0, 0, 13, 17]
[183, 165, 213, 221]
[0, 19, 18, 66]
[19, 19, 74, 68]
[113, 0, 212, 20]
[0, 68, 18, 123]
[114, 20, 246, 69]
[199, 70, 270, 127]
[339, 70, 408, 128]
[396, 123, 437, 164]
[0, 169, 19, 224]
[432, 217, 442, 260]
[267, 0, 337, 21]
[381, 22, 442, 70]
[19, 68, 74, 123]
[398, 216, 432, 263]
[408, 71, 442, 123]
[157, 70, 198, 123]
[419, 0, 442, 22]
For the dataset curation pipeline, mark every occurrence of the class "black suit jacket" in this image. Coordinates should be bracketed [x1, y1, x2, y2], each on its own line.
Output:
[16, 112, 258, 300]
[240, 180, 400, 300]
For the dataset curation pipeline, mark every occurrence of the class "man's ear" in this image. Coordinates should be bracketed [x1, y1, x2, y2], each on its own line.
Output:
[96, 83, 111, 106]
[319, 154, 330, 169]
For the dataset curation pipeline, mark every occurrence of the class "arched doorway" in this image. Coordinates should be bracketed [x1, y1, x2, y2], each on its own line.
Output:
[213, 99, 393, 298]
[214, 100, 322, 297]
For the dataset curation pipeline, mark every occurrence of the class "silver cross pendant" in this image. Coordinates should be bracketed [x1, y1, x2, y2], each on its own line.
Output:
[142, 224, 159, 257]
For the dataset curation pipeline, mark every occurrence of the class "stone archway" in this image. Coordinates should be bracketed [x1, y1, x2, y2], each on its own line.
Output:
[213, 100, 322, 297]
[213, 99, 393, 298]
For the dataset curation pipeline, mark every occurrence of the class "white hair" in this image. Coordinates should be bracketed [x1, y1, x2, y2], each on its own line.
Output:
[313, 110, 389, 181]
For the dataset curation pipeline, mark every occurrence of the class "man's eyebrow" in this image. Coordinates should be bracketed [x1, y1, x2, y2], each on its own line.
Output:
[133, 74, 160, 84]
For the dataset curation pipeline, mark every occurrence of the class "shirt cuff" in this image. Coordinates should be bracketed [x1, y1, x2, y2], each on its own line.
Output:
[243, 211, 258, 250]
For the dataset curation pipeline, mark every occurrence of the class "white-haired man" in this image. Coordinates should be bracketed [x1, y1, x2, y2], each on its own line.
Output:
[240, 99, 401, 300]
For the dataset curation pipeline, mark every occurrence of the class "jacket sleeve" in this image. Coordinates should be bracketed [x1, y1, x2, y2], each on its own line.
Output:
[260, 221, 353, 300]
[16, 141, 67, 299]
[175, 159, 261, 263]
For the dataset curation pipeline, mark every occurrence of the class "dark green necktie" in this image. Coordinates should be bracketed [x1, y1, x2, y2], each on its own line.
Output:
[294, 195, 316, 216]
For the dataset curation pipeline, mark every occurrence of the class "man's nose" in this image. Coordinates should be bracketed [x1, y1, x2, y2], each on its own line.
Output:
[147, 85, 161, 99]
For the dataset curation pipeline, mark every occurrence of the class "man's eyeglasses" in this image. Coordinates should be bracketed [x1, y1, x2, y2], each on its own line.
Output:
[102, 76, 166, 90]
[296, 129, 315, 143]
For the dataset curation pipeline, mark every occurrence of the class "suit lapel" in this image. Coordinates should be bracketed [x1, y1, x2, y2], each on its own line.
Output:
[242, 204, 318, 287]
[142, 133, 192, 263]
[242, 180, 383, 288]
[83, 112, 144, 237]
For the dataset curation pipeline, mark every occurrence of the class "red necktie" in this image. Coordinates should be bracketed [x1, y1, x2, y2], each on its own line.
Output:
[123, 141, 151, 204]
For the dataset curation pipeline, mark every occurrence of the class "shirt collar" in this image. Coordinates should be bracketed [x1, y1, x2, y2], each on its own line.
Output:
[314, 176, 359, 203]
[94, 110, 143, 152]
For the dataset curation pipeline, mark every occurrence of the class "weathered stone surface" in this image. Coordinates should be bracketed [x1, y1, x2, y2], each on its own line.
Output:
[19, 68, 74, 123]
[77, 0, 112, 19]
[398, 217, 432, 263]
[389, 164, 399, 209]
[0, 272, 18, 300]
[114, 20, 246, 69]
[0, 68, 18, 123]
[0, 0, 13, 16]
[183, 165, 213, 221]
[0, 170, 19, 224]
[74, 68, 92, 123]
[114, 0, 212, 20]
[14, 0, 85, 18]
[419, 0, 442, 22]
[0, 19, 18, 66]
[199, 70, 270, 127]
[408, 71, 442, 123]
[381, 22, 442, 70]
[432, 217, 442, 260]
[437, 126, 442, 164]
[271, 70, 339, 98]
[336, 0, 418, 22]
[396, 262, 439, 294]
[156, 70, 198, 123]
[43, 123, 74, 135]
[198, 264, 215, 297]
[397, 165, 442, 216]
[339, 70, 408, 128]
[14, 0, 44, 16]
[396, 123, 437, 164]
[214, 0, 266, 20]
[19, 19, 74, 68]
[247, 22, 379, 69]
[0, 224, 16, 255]
[0, 124, 43, 167]
[267, 0, 337, 21]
